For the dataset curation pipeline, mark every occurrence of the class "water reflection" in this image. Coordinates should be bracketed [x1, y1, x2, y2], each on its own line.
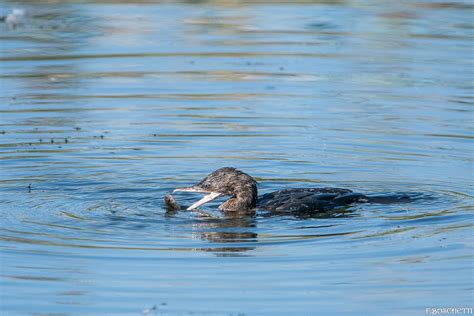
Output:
[190, 217, 258, 256]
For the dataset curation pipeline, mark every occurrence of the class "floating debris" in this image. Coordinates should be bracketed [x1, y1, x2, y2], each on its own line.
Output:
[142, 304, 157, 316]
[5, 9, 25, 28]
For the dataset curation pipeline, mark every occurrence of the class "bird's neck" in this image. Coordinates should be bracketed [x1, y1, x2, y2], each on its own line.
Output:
[219, 186, 257, 212]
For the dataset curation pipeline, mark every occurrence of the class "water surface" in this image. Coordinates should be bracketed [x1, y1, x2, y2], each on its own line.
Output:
[0, 1, 473, 315]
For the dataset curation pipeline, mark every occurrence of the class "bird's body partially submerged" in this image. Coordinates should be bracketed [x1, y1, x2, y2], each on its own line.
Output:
[167, 167, 370, 214]
[257, 188, 367, 213]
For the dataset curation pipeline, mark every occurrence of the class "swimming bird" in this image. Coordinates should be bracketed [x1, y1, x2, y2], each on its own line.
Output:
[166, 167, 390, 214]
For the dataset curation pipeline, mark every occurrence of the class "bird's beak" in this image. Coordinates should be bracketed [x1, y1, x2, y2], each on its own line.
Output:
[173, 187, 221, 210]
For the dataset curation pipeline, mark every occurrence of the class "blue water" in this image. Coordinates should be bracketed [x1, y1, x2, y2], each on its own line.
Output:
[0, 1, 473, 315]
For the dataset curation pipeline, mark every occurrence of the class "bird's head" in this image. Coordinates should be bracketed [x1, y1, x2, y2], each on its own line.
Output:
[173, 167, 258, 211]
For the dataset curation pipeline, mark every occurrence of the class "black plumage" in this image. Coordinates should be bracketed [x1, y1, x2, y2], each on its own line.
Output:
[168, 167, 368, 213]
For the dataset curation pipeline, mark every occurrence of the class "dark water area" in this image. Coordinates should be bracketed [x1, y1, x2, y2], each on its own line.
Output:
[0, 0, 473, 315]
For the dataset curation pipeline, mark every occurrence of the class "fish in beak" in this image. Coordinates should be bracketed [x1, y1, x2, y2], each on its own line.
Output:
[172, 187, 221, 210]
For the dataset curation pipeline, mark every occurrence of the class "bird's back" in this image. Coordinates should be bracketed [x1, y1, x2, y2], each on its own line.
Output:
[257, 188, 367, 213]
